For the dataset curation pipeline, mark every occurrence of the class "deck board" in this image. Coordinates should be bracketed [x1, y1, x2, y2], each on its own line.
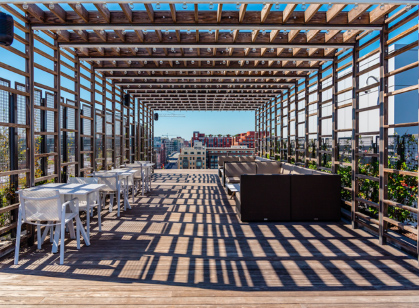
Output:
[1, 170, 419, 306]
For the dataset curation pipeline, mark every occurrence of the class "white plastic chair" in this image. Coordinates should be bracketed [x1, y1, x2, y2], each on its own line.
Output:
[94, 172, 124, 217]
[15, 189, 81, 265]
[68, 177, 102, 232]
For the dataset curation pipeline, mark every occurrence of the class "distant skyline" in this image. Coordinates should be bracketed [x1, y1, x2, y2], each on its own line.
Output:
[154, 111, 255, 140]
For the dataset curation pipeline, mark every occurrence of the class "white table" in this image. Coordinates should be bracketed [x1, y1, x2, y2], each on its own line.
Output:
[226, 183, 240, 199]
[25, 183, 106, 249]
[95, 169, 137, 210]
[125, 163, 154, 194]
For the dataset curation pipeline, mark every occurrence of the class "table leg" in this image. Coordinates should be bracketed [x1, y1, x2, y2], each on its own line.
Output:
[98, 192, 102, 232]
[86, 192, 91, 241]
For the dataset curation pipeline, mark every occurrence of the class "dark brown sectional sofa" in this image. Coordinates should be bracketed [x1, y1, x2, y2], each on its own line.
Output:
[226, 161, 341, 222]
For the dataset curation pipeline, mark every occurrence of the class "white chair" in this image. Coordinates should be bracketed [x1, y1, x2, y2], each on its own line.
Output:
[15, 190, 81, 265]
[128, 165, 143, 198]
[94, 173, 124, 217]
[68, 177, 102, 232]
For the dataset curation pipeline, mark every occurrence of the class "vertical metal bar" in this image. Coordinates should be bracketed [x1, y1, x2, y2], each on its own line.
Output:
[75, 56, 81, 177]
[112, 82, 116, 167]
[275, 96, 278, 159]
[254, 109, 257, 154]
[331, 56, 338, 174]
[55, 37, 61, 182]
[62, 105, 68, 181]
[91, 70, 96, 172]
[305, 77, 310, 167]
[379, 27, 389, 245]
[102, 77, 107, 170]
[27, 25, 35, 188]
[40, 96, 47, 177]
[317, 69, 322, 169]
[287, 89, 291, 163]
[9, 93, 18, 238]
[417, 10, 419, 262]
[294, 82, 299, 164]
[351, 41, 360, 229]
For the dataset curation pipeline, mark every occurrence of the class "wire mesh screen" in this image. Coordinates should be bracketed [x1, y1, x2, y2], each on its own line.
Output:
[45, 93, 55, 133]
[82, 104, 92, 136]
[0, 79, 10, 123]
[16, 83, 26, 126]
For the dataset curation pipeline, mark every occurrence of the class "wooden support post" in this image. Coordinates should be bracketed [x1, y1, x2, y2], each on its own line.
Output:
[379, 27, 389, 245]
[351, 41, 360, 229]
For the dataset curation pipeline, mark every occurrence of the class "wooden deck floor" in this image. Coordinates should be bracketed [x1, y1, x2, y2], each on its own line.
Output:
[1, 169, 419, 307]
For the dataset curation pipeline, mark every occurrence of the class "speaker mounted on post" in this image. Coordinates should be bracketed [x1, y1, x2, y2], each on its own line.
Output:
[0, 12, 14, 46]
[123, 94, 130, 107]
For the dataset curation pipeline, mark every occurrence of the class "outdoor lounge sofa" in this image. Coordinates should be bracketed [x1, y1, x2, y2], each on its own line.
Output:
[231, 162, 341, 222]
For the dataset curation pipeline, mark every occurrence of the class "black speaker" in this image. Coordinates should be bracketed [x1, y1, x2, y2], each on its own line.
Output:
[154, 113, 158, 121]
[0, 12, 14, 46]
[123, 94, 130, 106]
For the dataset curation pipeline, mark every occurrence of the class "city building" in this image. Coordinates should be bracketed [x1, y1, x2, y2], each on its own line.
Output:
[206, 146, 255, 169]
[155, 143, 166, 169]
[178, 141, 206, 169]
[191, 131, 232, 147]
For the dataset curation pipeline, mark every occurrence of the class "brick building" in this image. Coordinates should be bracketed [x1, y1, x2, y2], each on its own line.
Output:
[232, 131, 269, 148]
[191, 131, 232, 148]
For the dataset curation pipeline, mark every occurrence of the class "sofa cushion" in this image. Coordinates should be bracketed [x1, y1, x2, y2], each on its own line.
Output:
[218, 156, 239, 167]
[281, 163, 294, 174]
[256, 161, 282, 174]
[239, 156, 256, 162]
[225, 162, 257, 178]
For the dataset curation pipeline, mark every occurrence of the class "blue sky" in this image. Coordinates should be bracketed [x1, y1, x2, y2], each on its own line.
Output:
[154, 110, 256, 139]
[0, 4, 417, 140]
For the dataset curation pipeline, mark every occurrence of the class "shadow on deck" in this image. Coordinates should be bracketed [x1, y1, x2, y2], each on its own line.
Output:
[1, 170, 419, 305]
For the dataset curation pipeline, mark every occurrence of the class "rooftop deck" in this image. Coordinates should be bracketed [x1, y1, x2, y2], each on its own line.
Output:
[1, 169, 419, 307]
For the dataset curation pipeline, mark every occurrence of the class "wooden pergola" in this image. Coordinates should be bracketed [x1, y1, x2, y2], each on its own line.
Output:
[0, 1, 418, 258]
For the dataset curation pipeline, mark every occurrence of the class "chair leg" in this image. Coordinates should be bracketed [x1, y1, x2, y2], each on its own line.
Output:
[117, 192, 121, 217]
[52, 226, 61, 254]
[37, 224, 42, 250]
[109, 193, 114, 213]
[76, 216, 90, 246]
[50, 226, 54, 243]
[76, 218, 80, 250]
[14, 220, 22, 265]
[132, 185, 135, 203]
[98, 201, 102, 232]
[67, 221, 76, 239]
[41, 226, 50, 245]
[60, 222, 65, 265]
